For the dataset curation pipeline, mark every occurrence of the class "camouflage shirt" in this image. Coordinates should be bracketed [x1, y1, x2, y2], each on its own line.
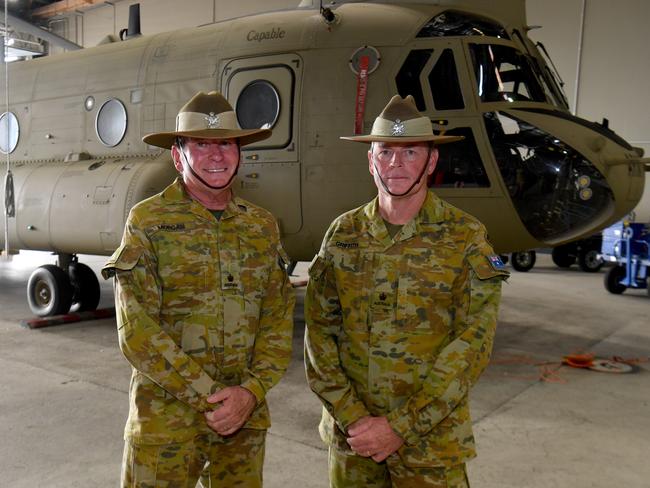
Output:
[304, 191, 508, 467]
[102, 178, 295, 444]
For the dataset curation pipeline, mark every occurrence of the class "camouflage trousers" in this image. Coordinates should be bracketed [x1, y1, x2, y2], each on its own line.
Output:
[328, 446, 469, 488]
[121, 428, 266, 487]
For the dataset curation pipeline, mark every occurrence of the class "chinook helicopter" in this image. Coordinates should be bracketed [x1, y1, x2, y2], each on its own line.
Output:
[1, 0, 648, 316]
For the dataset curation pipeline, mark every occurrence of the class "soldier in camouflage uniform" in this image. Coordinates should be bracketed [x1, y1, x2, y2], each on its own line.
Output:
[305, 95, 509, 487]
[102, 91, 295, 487]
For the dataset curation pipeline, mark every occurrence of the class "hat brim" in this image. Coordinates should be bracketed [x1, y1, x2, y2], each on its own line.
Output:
[340, 134, 464, 144]
[143, 128, 272, 149]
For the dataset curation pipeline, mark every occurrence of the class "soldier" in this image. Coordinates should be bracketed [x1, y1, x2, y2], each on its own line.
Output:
[304, 95, 509, 487]
[102, 91, 295, 487]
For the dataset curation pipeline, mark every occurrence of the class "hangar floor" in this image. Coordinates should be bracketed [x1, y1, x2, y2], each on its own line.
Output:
[0, 252, 648, 487]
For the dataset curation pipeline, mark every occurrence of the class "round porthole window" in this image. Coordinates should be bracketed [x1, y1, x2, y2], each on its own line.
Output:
[235, 80, 280, 130]
[0, 112, 19, 154]
[95, 98, 127, 147]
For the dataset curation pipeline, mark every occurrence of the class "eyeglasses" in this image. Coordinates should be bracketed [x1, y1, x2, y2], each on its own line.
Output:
[372, 146, 430, 164]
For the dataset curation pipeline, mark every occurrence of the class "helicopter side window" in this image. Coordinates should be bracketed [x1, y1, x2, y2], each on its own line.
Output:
[236, 80, 280, 131]
[428, 49, 464, 110]
[0, 111, 19, 154]
[483, 111, 614, 242]
[95, 98, 128, 147]
[396, 49, 433, 112]
[470, 44, 546, 103]
[428, 127, 489, 188]
[417, 10, 509, 39]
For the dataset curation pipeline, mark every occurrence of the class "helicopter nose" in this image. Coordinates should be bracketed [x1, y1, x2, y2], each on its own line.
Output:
[484, 110, 618, 245]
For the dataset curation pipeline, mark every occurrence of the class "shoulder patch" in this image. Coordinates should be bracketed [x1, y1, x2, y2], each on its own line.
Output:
[488, 255, 506, 270]
[101, 244, 144, 279]
[468, 253, 510, 281]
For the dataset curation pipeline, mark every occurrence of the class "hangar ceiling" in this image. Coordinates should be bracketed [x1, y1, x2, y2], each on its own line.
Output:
[0, 0, 102, 59]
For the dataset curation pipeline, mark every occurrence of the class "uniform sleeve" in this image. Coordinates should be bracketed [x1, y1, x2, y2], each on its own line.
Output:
[102, 212, 224, 413]
[304, 251, 371, 431]
[386, 228, 509, 445]
[240, 230, 296, 404]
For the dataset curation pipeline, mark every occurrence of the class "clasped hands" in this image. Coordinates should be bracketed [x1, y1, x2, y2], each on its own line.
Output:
[346, 416, 404, 462]
[204, 386, 256, 436]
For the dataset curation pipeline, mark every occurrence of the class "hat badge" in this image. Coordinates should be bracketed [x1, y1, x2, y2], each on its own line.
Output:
[205, 112, 221, 129]
[391, 119, 405, 136]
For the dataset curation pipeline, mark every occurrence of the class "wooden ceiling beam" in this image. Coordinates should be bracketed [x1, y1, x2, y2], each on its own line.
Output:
[32, 0, 107, 19]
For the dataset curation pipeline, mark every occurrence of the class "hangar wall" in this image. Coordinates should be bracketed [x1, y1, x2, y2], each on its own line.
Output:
[44, 0, 650, 220]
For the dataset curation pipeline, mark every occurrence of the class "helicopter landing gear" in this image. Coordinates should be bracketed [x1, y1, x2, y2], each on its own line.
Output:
[69, 261, 101, 312]
[27, 264, 74, 317]
[511, 250, 536, 272]
[26, 254, 100, 317]
[551, 245, 576, 268]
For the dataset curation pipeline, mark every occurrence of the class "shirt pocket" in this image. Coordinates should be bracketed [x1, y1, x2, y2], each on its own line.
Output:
[151, 222, 213, 298]
[396, 257, 454, 335]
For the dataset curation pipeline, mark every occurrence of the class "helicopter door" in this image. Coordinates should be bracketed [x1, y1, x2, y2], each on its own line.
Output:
[394, 43, 514, 235]
[394, 45, 503, 194]
[220, 54, 302, 236]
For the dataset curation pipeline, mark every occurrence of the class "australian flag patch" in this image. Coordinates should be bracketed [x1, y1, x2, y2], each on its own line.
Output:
[488, 255, 506, 270]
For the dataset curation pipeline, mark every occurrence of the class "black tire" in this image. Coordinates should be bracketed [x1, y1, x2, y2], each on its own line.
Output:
[604, 265, 627, 294]
[551, 246, 576, 268]
[69, 262, 101, 312]
[511, 251, 536, 272]
[27, 264, 74, 317]
[578, 248, 604, 273]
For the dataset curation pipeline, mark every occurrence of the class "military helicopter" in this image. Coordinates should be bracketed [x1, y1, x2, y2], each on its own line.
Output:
[1, 0, 647, 316]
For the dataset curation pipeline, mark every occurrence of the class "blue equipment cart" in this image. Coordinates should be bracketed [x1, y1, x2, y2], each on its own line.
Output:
[600, 221, 650, 295]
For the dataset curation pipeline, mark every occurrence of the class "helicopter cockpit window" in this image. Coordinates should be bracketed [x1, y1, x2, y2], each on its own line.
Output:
[417, 11, 509, 39]
[428, 127, 489, 188]
[0, 111, 19, 154]
[396, 49, 433, 112]
[470, 44, 546, 103]
[428, 49, 464, 110]
[235, 80, 280, 130]
[95, 98, 128, 147]
[484, 111, 614, 242]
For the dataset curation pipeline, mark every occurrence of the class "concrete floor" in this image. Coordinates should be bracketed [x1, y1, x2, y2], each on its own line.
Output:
[0, 252, 648, 487]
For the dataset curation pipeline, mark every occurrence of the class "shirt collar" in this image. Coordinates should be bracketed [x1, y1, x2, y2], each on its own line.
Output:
[161, 178, 245, 221]
[362, 191, 446, 244]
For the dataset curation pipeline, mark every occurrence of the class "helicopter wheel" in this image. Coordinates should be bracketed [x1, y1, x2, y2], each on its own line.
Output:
[69, 262, 101, 312]
[551, 246, 576, 268]
[578, 248, 603, 273]
[604, 265, 627, 294]
[511, 251, 536, 272]
[27, 265, 74, 317]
